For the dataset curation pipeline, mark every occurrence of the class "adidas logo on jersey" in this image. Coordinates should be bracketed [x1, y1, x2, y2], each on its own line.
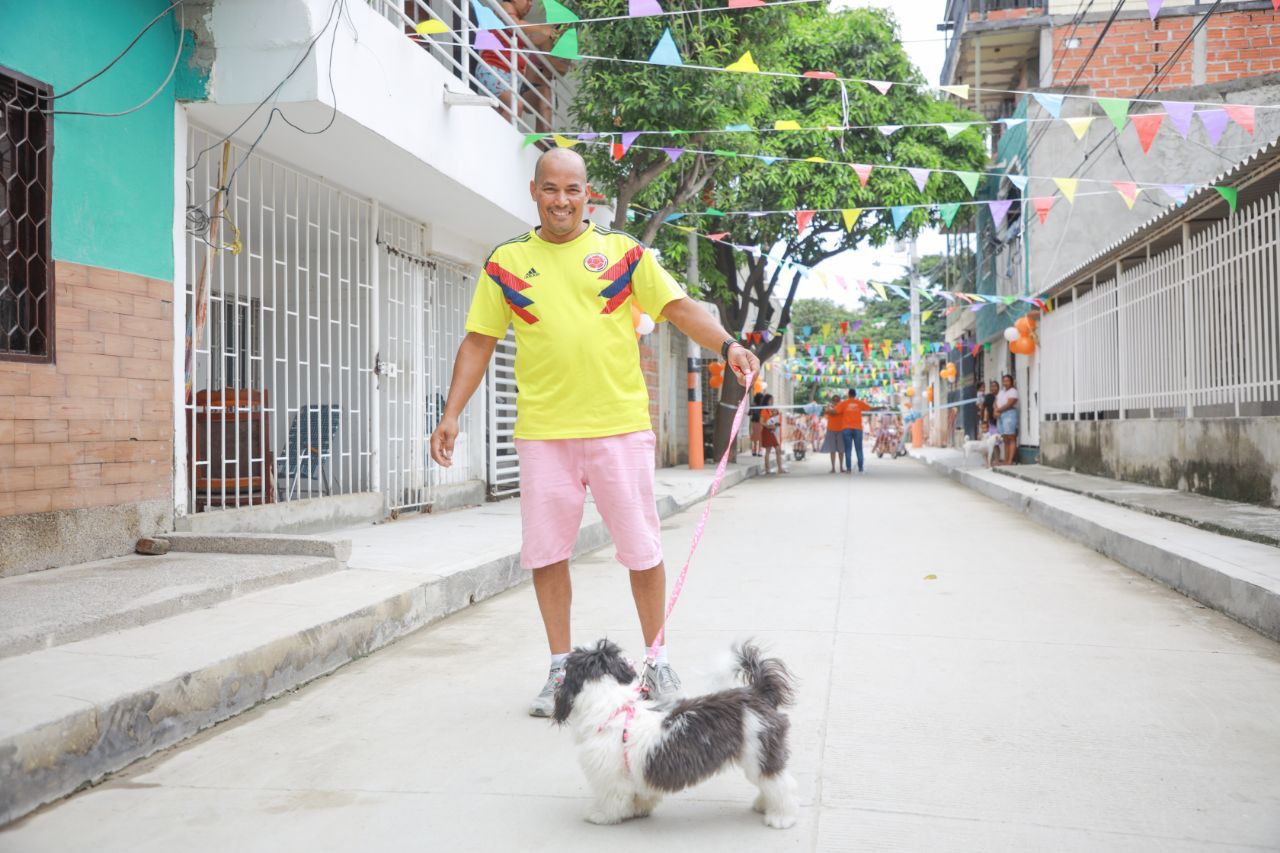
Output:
[525, 267, 540, 278]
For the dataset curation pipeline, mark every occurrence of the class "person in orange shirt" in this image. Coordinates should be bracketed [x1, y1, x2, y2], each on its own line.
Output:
[834, 388, 873, 474]
[819, 394, 846, 473]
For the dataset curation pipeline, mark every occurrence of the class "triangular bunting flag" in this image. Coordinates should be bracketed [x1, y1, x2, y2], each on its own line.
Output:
[1113, 181, 1141, 209]
[1031, 196, 1056, 224]
[1224, 104, 1255, 135]
[552, 134, 578, 148]
[726, 51, 759, 73]
[472, 0, 505, 29]
[705, 207, 725, 216]
[878, 125, 902, 136]
[1199, 109, 1230, 145]
[867, 80, 894, 95]
[415, 19, 448, 34]
[1162, 101, 1195, 138]
[1131, 112, 1164, 154]
[988, 199, 1013, 224]
[649, 28, 683, 66]
[1215, 186, 1238, 214]
[1032, 92, 1064, 118]
[724, 123, 751, 132]
[522, 133, 548, 148]
[1099, 97, 1131, 131]
[474, 29, 504, 50]
[1008, 174, 1028, 192]
[543, 0, 580, 24]
[804, 156, 828, 163]
[803, 70, 837, 79]
[871, 282, 888, 300]
[908, 167, 931, 192]
[662, 147, 683, 163]
[795, 210, 816, 234]
[890, 205, 913, 231]
[957, 171, 981, 196]
[841, 208, 862, 232]
[939, 202, 962, 227]
[759, 156, 779, 165]
[629, 0, 662, 16]
[852, 163, 874, 188]
[620, 131, 641, 154]
[549, 28, 579, 60]
[1054, 177, 1078, 204]
[707, 232, 729, 241]
[999, 117, 1027, 128]
[728, 0, 766, 7]
[1065, 116, 1094, 140]
[941, 122, 971, 138]
[774, 120, 801, 130]
[940, 84, 970, 99]
[1160, 184, 1189, 205]
[1147, 0, 1164, 19]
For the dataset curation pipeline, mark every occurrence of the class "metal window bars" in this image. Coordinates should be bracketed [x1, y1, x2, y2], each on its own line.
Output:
[0, 66, 53, 362]
[370, 0, 572, 134]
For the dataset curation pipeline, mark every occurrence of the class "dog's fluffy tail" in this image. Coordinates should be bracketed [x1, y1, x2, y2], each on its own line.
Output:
[734, 641, 795, 709]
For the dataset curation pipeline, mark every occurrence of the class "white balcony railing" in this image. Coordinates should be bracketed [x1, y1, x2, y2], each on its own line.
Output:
[370, 0, 573, 136]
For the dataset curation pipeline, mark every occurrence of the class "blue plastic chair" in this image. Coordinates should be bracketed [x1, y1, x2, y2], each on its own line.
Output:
[277, 404, 341, 500]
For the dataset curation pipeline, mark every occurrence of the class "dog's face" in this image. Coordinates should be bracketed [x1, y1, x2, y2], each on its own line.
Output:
[552, 639, 637, 724]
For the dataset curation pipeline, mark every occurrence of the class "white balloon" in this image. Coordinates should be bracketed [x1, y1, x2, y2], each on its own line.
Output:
[636, 314, 656, 335]
[1003, 326, 1020, 343]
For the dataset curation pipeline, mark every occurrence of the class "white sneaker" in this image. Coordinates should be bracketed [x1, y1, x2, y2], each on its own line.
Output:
[641, 663, 683, 704]
[529, 665, 566, 717]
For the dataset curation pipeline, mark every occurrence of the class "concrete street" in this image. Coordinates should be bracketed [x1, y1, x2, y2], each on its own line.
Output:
[4, 457, 1280, 852]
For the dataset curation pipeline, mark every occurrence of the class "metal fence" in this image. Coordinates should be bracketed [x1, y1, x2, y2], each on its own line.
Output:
[370, 0, 572, 135]
[184, 126, 484, 517]
[486, 331, 519, 496]
[1040, 188, 1280, 420]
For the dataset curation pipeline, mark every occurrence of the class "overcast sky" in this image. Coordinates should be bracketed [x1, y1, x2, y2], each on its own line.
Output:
[793, 1, 953, 309]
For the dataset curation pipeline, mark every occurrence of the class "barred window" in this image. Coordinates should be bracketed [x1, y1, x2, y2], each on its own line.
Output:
[0, 66, 53, 361]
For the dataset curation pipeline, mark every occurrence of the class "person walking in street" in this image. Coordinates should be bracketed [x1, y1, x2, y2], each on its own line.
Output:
[749, 392, 764, 456]
[835, 388, 872, 474]
[994, 374, 1019, 466]
[759, 393, 786, 475]
[429, 148, 760, 717]
[819, 394, 845, 472]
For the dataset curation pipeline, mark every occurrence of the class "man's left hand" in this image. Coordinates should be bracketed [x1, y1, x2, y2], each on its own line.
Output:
[728, 344, 760, 386]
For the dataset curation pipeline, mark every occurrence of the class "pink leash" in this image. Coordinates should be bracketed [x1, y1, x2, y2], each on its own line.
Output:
[598, 372, 757, 773]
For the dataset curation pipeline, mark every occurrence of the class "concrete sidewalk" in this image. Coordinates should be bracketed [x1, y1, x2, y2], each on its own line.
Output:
[0, 461, 761, 826]
[4, 455, 1278, 851]
[914, 447, 1280, 642]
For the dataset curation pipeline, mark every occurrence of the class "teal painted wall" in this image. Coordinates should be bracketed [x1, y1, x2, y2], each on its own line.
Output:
[0, 0, 184, 281]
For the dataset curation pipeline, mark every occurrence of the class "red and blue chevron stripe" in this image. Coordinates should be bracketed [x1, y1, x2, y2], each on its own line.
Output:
[486, 261, 539, 324]
[597, 245, 646, 315]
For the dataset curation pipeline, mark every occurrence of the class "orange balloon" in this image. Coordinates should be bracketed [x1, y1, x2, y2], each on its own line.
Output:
[708, 361, 724, 375]
[1010, 336, 1036, 355]
[1015, 317, 1032, 336]
[926, 386, 935, 402]
[709, 374, 724, 389]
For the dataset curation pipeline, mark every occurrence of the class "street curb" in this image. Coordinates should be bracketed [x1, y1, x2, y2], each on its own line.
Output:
[915, 454, 1280, 643]
[991, 467, 1280, 550]
[0, 462, 761, 827]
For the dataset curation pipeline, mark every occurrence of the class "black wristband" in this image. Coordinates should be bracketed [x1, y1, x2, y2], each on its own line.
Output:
[720, 339, 739, 360]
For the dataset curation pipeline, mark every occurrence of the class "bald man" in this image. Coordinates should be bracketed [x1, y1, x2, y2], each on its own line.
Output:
[430, 149, 759, 716]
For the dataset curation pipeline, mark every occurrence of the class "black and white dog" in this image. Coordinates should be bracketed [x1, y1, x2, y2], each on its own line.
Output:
[552, 639, 799, 829]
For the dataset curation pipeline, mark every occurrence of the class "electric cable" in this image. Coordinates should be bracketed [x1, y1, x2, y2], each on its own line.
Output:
[50, 0, 185, 101]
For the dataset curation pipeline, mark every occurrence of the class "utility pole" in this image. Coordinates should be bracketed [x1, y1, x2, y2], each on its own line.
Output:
[686, 231, 704, 470]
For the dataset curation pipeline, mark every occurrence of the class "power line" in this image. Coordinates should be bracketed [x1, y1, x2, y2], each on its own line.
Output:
[50, 0, 185, 101]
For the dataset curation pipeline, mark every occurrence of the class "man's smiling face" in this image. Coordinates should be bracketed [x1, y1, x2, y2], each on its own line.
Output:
[530, 149, 589, 241]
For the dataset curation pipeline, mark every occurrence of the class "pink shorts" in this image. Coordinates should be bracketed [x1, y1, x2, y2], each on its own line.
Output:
[516, 430, 663, 571]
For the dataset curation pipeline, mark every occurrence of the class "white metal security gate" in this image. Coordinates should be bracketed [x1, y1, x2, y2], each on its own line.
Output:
[183, 127, 374, 515]
[487, 332, 519, 496]
[378, 210, 481, 512]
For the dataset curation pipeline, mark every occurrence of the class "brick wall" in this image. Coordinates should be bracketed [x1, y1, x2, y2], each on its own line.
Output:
[0, 261, 173, 518]
[638, 335, 661, 462]
[1048, 10, 1280, 94]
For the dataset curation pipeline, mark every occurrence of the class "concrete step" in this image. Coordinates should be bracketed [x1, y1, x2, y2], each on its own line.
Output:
[0, 552, 343, 659]
[914, 448, 1280, 643]
[0, 461, 761, 826]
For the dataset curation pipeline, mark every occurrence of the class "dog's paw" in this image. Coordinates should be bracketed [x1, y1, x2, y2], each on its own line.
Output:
[764, 811, 798, 830]
[752, 794, 767, 814]
[585, 810, 624, 826]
